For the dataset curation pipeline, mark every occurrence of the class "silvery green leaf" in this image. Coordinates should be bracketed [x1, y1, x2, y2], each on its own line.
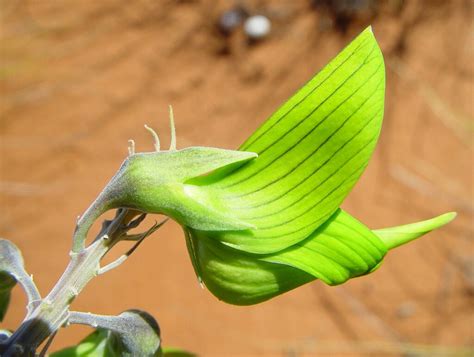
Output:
[0, 239, 40, 315]
[108, 310, 161, 357]
[64, 310, 161, 357]
[0, 273, 16, 322]
[0, 239, 26, 275]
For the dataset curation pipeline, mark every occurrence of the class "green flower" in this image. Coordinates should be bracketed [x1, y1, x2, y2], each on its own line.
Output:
[73, 27, 455, 305]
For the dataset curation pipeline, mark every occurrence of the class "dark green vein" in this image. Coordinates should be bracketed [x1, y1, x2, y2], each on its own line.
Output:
[240, 35, 372, 151]
[234, 107, 382, 218]
[221, 43, 378, 189]
[251, 153, 371, 238]
[255, 141, 374, 230]
[332, 220, 384, 253]
[227, 76, 383, 201]
[321, 233, 370, 269]
[307, 240, 368, 272]
[324, 229, 380, 265]
[291, 245, 349, 281]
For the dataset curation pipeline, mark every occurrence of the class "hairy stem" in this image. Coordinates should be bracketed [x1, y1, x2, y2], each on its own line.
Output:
[72, 195, 111, 253]
[2, 209, 141, 356]
[16, 272, 41, 318]
[2, 239, 107, 356]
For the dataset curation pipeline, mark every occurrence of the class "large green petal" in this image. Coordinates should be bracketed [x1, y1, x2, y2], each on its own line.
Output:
[186, 228, 314, 305]
[186, 209, 387, 305]
[195, 26, 385, 253]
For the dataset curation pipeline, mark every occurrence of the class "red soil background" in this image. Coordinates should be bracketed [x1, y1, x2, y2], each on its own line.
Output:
[0, 1, 472, 356]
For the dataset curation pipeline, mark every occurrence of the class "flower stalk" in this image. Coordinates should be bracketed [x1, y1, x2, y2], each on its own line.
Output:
[1, 209, 153, 356]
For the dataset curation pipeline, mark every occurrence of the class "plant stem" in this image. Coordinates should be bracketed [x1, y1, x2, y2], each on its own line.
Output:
[2, 209, 136, 356]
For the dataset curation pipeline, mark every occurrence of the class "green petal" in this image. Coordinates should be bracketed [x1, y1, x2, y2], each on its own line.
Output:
[187, 228, 314, 305]
[186, 209, 387, 305]
[261, 209, 387, 285]
[198, 26, 385, 253]
[373, 212, 456, 250]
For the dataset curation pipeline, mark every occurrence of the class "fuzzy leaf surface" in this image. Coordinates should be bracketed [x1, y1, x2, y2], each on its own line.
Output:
[111, 148, 258, 231]
[0, 239, 40, 316]
[0, 239, 26, 277]
[54, 310, 161, 356]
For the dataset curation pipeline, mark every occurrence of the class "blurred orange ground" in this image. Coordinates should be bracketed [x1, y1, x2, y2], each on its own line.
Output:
[0, 1, 472, 356]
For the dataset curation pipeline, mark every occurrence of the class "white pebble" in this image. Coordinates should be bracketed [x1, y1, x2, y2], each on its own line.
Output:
[244, 15, 271, 40]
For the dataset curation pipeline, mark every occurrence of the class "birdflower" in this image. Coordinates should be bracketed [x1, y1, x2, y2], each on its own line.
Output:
[73, 27, 455, 305]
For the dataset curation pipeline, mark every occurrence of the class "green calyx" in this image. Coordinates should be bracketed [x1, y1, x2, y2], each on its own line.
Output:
[114, 147, 258, 231]
[72, 147, 257, 252]
[73, 27, 455, 305]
